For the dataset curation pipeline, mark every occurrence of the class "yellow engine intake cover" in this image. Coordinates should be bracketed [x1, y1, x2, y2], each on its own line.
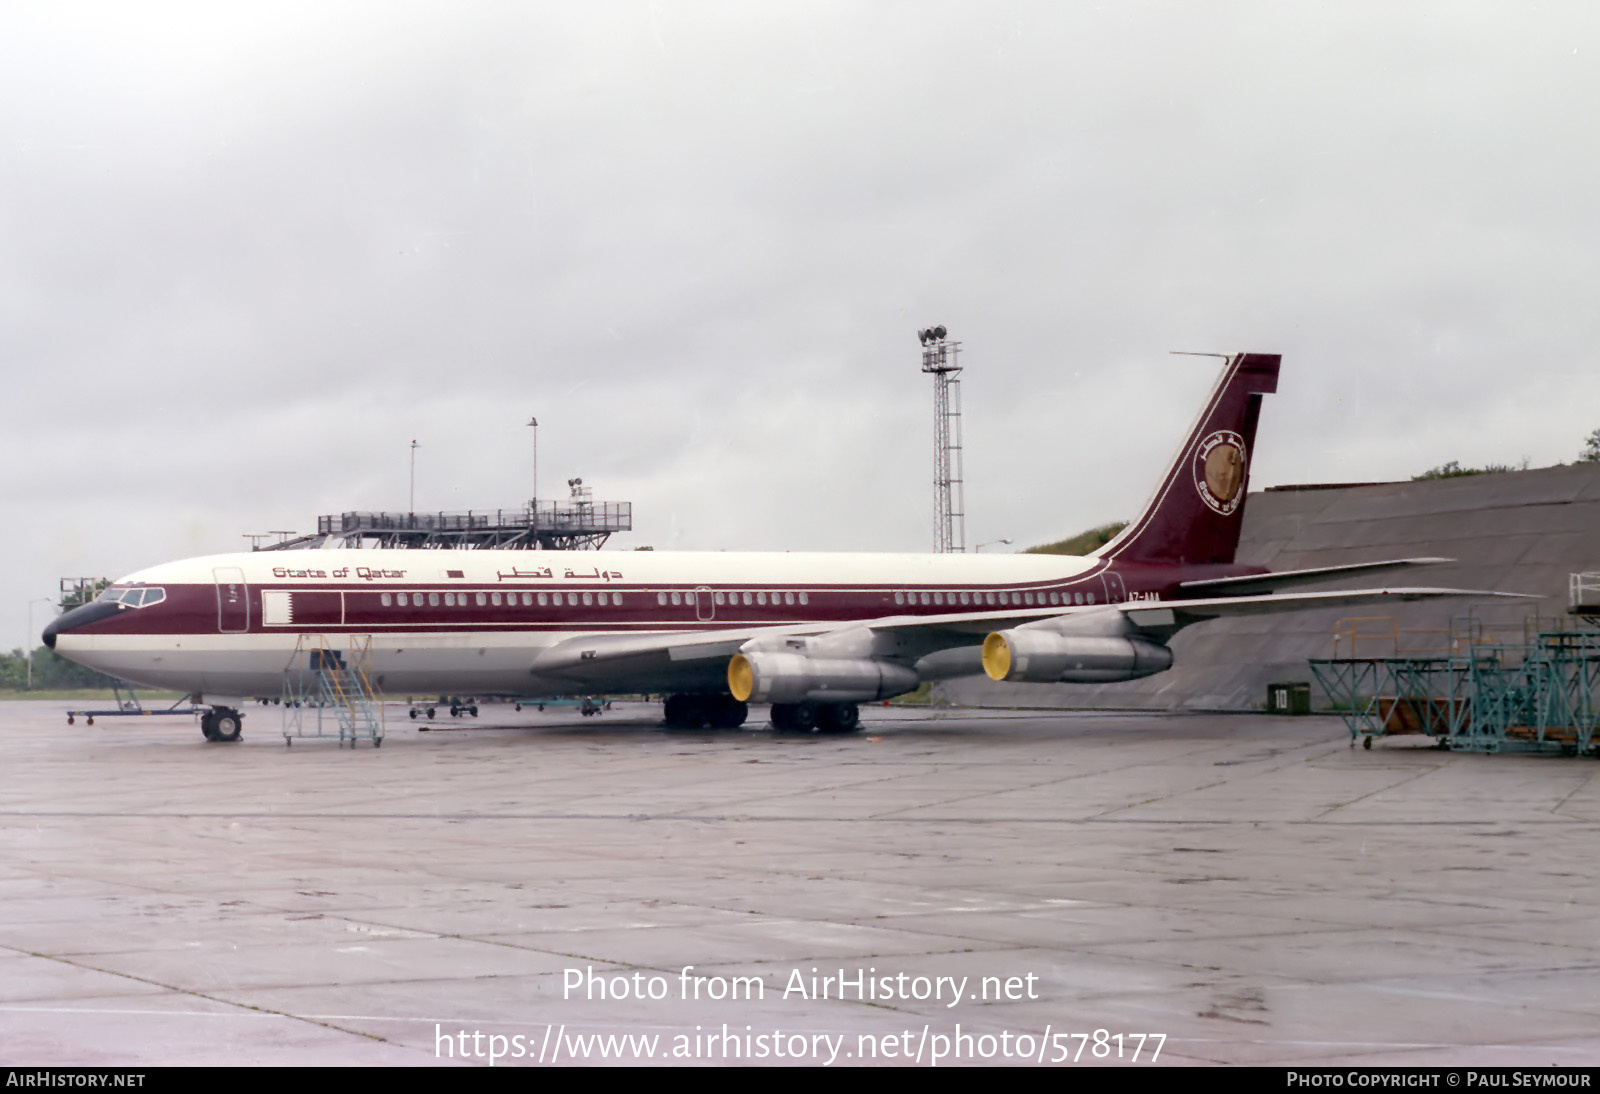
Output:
[981, 632, 1013, 681]
[727, 654, 756, 701]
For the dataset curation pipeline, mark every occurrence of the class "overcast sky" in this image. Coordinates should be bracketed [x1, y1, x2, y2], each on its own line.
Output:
[6, 2, 1600, 647]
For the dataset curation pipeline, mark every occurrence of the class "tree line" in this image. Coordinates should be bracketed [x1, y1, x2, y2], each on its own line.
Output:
[5, 579, 117, 690]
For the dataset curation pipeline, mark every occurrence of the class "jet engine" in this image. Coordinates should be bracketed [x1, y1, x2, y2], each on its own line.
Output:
[981, 628, 1173, 684]
[728, 651, 920, 705]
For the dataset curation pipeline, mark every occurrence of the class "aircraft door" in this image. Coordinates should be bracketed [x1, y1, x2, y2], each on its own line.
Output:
[1100, 569, 1126, 605]
[695, 586, 714, 622]
[214, 567, 249, 632]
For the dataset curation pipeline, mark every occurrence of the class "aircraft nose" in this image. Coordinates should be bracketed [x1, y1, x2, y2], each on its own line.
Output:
[43, 601, 119, 649]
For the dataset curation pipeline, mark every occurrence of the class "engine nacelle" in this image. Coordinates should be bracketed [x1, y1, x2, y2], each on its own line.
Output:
[728, 651, 920, 704]
[981, 629, 1173, 684]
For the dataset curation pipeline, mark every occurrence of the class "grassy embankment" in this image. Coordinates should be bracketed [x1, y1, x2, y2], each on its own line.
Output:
[1020, 521, 1127, 556]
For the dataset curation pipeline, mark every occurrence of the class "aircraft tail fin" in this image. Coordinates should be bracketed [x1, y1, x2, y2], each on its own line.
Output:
[1092, 352, 1280, 566]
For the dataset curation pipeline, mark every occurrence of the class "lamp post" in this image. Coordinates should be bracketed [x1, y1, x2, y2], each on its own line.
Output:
[526, 417, 538, 512]
[409, 440, 420, 513]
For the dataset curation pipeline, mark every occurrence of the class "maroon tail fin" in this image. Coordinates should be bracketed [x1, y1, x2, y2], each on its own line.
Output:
[1092, 352, 1280, 566]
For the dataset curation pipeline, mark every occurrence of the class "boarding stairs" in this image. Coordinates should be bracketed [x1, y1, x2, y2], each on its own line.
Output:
[281, 634, 385, 747]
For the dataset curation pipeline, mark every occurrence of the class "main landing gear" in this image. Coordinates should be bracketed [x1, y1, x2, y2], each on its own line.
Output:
[770, 701, 860, 734]
[662, 694, 749, 729]
[200, 707, 243, 743]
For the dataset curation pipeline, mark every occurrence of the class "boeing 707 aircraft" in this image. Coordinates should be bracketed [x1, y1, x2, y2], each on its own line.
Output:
[45, 352, 1509, 742]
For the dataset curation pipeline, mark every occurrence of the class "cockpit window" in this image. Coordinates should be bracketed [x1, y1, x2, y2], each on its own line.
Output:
[97, 586, 166, 608]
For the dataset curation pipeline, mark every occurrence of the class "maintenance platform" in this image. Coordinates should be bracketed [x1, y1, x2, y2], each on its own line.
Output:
[260, 499, 632, 552]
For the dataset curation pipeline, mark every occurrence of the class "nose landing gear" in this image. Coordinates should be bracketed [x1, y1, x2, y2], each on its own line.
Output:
[200, 707, 243, 743]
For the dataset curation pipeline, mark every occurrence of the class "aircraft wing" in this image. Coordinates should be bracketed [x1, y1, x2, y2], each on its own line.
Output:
[528, 585, 1531, 690]
[526, 605, 1054, 687]
[1175, 558, 1455, 597]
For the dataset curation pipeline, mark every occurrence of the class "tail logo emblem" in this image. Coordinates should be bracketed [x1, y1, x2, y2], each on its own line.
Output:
[1194, 430, 1247, 515]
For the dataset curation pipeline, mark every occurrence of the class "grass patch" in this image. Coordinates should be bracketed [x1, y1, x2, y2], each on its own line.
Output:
[0, 688, 188, 702]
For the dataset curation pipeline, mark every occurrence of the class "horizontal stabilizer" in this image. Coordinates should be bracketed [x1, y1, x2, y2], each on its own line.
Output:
[1116, 586, 1536, 631]
[1176, 558, 1456, 597]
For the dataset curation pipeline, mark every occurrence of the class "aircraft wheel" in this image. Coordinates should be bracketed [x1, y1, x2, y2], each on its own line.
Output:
[711, 697, 748, 729]
[67, 715, 74, 725]
[470, 706, 478, 717]
[200, 711, 218, 741]
[211, 709, 243, 743]
[817, 703, 860, 734]
[409, 708, 418, 719]
[771, 702, 819, 732]
[1362, 735, 1372, 750]
[426, 707, 436, 719]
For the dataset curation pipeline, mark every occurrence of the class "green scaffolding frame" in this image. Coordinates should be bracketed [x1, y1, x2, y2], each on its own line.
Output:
[1309, 619, 1600, 755]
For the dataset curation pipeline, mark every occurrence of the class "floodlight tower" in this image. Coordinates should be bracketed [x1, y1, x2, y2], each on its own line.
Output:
[918, 325, 965, 553]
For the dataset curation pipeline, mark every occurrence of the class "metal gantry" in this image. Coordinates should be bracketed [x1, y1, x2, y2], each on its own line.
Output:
[919, 326, 965, 553]
[257, 499, 633, 552]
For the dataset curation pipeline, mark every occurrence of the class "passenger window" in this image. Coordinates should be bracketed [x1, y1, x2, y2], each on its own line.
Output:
[428, 593, 440, 607]
[381, 593, 392, 607]
[476, 592, 487, 607]
[582, 592, 593, 606]
[799, 592, 808, 605]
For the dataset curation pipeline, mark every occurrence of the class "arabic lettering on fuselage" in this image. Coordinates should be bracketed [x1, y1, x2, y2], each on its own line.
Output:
[493, 567, 625, 582]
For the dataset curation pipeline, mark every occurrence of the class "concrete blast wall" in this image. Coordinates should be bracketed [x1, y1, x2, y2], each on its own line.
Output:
[942, 464, 1600, 711]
